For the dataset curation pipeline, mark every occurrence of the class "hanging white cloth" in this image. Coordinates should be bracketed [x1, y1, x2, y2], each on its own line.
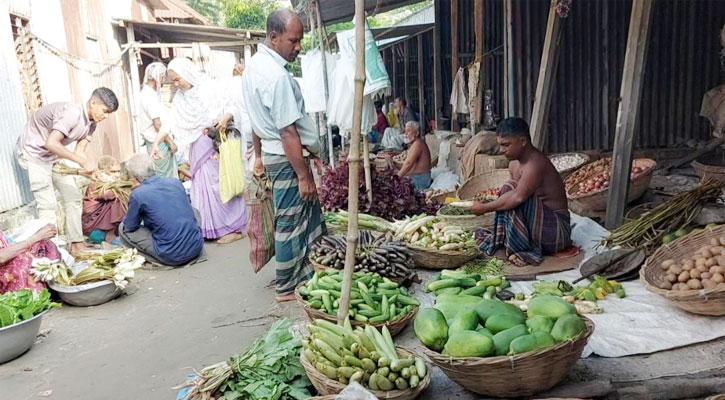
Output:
[450, 67, 469, 114]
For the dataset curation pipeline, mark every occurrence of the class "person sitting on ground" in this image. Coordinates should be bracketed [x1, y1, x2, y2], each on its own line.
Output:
[397, 121, 432, 190]
[386, 101, 399, 129]
[119, 154, 204, 267]
[82, 155, 125, 245]
[469, 117, 571, 267]
[372, 100, 388, 142]
[0, 224, 58, 293]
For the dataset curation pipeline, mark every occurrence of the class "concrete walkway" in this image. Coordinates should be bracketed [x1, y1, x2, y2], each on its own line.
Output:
[1, 239, 723, 399]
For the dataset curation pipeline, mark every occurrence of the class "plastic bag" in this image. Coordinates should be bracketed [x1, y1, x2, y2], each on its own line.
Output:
[218, 129, 246, 204]
[333, 382, 377, 400]
[430, 170, 460, 191]
[247, 176, 275, 273]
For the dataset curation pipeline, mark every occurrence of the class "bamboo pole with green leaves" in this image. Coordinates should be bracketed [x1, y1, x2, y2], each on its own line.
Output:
[338, 0, 366, 324]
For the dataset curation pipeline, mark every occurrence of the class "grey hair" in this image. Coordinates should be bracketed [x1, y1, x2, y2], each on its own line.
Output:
[125, 153, 156, 182]
[405, 121, 420, 135]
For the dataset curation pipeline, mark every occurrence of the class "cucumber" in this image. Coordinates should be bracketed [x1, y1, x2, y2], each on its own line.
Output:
[390, 357, 415, 372]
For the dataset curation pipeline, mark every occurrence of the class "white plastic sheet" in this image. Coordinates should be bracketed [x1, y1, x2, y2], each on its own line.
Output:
[300, 49, 335, 113]
[336, 22, 390, 96]
[326, 53, 376, 133]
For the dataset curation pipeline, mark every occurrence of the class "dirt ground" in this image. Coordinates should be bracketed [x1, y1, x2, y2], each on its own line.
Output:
[1, 238, 724, 399]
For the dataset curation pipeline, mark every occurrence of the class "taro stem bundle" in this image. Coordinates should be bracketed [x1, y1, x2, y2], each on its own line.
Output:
[602, 179, 725, 252]
[92, 180, 132, 213]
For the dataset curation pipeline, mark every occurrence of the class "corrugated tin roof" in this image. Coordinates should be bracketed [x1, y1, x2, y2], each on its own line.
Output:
[292, 0, 422, 26]
[150, 0, 210, 25]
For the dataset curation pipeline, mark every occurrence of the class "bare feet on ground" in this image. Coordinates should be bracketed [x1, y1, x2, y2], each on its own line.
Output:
[276, 293, 296, 302]
[217, 232, 245, 244]
[69, 242, 91, 256]
[508, 253, 527, 267]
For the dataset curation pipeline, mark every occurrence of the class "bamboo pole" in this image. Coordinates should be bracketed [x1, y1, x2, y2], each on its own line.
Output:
[338, 0, 365, 324]
[363, 133, 373, 204]
[315, 1, 335, 169]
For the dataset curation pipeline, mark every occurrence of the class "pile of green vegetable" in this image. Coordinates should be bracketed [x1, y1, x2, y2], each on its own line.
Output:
[309, 232, 415, 282]
[461, 257, 508, 277]
[393, 215, 477, 251]
[425, 269, 512, 300]
[532, 276, 625, 301]
[438, 205, 473, 216]
[32, 248, 145, 290]
[324, 211, 393, 232]
[302, 319, 427, 391]
[414, 296, 587, 357]
[177, 319, 312, 400]
[0, 288, 59, 328]
[298, 270, 420, 323]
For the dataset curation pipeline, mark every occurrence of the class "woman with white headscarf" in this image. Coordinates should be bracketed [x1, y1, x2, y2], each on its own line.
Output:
[139, 62, 178, 178]
[167, 57, 247, 244]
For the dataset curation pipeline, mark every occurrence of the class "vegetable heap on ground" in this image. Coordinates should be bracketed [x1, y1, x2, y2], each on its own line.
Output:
[394, 215, 477, 251]
[0, 288, 59, 328]
[425, 270, 511, 300]
[303, 319, 427, 391]
[602, 179, 725, 251]
[298, 270, 420, 324]
[461, 258, 508, 277]
[320, 161, 438, 221]
[178, 319, 312, 400]
[32, 248, 145, 290]
[309, 232, 416, 282]
[415, 296, 587, 357]
[657, 234, 725, 291]
[531, 276, 625, 301]
[324, 211, 393, 232]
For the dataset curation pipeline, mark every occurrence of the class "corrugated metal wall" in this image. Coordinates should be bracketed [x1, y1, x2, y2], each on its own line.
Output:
[0, 2, 33, 211]
[437, 0, 725, 152]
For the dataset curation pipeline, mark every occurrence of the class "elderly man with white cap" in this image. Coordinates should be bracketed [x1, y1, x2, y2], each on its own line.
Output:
[139, 62, 178, 178]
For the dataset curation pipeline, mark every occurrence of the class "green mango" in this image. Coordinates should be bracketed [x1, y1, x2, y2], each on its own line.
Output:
[444, 330, 494, 357]
[525, 315, 554, 334]
[551, 314, 586, 342]
[492, 324, 527, 356]
[485, 313, 526, 334]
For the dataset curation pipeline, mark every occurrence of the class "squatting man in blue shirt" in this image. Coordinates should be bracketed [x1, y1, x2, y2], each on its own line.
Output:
[119, 154, 204, 267]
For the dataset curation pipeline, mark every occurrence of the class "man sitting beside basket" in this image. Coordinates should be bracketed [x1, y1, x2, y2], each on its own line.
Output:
[397, 121, 432, 190]
[469, 117, 571, 267]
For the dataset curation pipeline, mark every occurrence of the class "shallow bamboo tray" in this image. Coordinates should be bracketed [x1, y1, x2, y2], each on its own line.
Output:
[640, 225, 725, 316]
[692, 159, 725, 183]
[567, 158, 656, 211]
[421, 317, 594, 398]
[301, 346, 430, 400]
[406, 244, 480, 270]
[295, 284, 417, 336]
[457, 170, 511, 201]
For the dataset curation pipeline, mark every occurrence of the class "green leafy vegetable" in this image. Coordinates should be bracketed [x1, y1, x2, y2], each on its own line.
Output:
[0, 288, 60, 328]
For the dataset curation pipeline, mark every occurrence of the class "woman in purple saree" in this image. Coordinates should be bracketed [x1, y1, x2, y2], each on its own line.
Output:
[168, 58, 247, 243]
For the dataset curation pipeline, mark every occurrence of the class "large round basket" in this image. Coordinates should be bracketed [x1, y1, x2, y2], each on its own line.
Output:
[295, 285, 417, 336]
[436, 211, 494, 231]
[421, 316, 594, 398]
[692, 159, 725, 183]
[308, 256, 409, 285]
[301, 346, 431, 400]
[457, 170, 510, 201]
[406, 245, 479, 270]
[428, 189, 457, 205]
[567, 158, 656, 211]
[549, 152, 590, 179]
[640, 225, 725, 316]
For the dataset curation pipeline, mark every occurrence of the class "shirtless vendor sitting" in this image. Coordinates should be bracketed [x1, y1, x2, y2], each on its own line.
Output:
[397, 121, 432, 190]
[470, 117, 571, 267]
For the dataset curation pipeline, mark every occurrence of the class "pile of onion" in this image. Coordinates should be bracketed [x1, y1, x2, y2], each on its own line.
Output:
[658, 236, 725, 291]
[573, 166, 645, 196]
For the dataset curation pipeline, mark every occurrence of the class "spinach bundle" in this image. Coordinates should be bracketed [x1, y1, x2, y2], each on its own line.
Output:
[0, 288, 60, 328]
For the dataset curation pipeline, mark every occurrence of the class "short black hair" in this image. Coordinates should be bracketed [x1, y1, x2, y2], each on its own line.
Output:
[267, 8, 296, 36]
[374, 100, 383, 110]
[92, 87, 118, 112]
[497, 117, 531, 142]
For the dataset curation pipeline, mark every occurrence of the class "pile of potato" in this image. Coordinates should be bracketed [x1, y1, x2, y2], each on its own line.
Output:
[659, 236, 725, 291]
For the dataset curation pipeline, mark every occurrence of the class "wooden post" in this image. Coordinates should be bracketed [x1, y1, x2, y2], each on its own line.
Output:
[363, 134, 372, 204]
[605, 0, 653, 229]
[315, 1, 335, 168]
[403, 40, 410, 105]
[450, 0, 459, 131]
[504, 0, 515, 117]
[125, 24, 142, 151]
[417, 35, 425, 132]
[392, 45, 397, 98]
[338, 0, 366, 323]
[432, 0, 443, 127]
[529, 0, 564, 150]
[472, 0, 485, 133]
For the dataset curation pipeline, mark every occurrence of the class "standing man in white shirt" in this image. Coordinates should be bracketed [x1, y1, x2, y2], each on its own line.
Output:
[139, 62, 178, 178]
[242, 8, 326, 302]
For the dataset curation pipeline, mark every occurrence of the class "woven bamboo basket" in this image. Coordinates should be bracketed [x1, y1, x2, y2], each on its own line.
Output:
[436, 210, 494, 231]
[421, 317, 594, 398]
[567, 158, 656, 211]
[640, 225, 725, 316]
[428, 189, 458, 205]
[295, 285, 418, 336]
[301, 346, 431, 400]
[692, 159, 725, 183]
[308, 256, 408, 285]
[406, 244, 480, 270]
[548, 152, 591, 179]
[457, 170, 510, 201]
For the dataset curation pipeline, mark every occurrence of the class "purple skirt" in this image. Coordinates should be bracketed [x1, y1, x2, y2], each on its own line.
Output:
[189, 135, 247, 239]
